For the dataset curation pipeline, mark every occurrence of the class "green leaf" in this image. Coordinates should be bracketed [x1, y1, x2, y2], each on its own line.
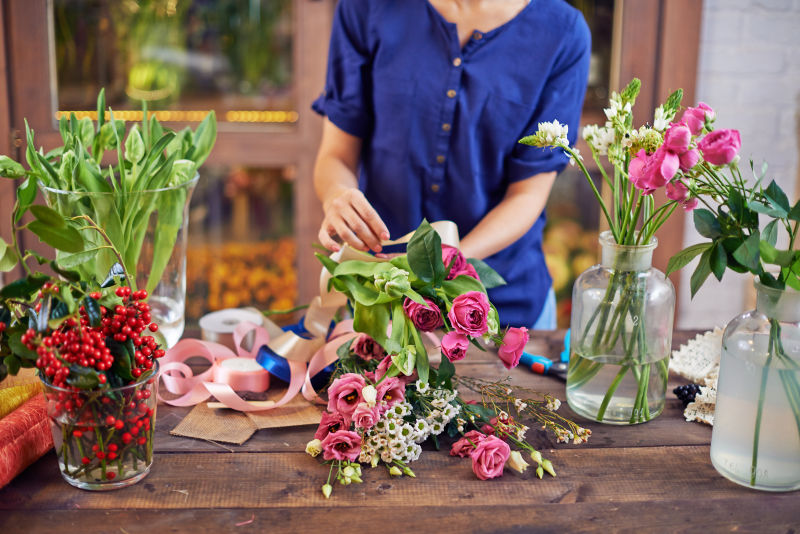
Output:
[620, 78, 641, 103]
[187, 111, 217, 167]
[763, 219, 779, 247]
[387, 301, 406, 354]
[339, 275, 391, 306]
[710, 242, 727, 281]
[789, 200, 800, 222]
[3, 355, 20, 376]
[732, 231, 761, 272]
[124, 124, 145, 164]
[666, 242, 711, 275]
[407, 221, 445, 284]
[0, 155, 26, 178]
[56, 248, 103, 269]
[693, 209, 722, 239]
[410, 325, 429, 384]
[16, 177, 38, 222]
[748, 199, 786, 218]
[0, 274, 48, 299]
[353, 302, 390, 349]
[466, 258, 506, 288]
[764, 180, 790, 214]
[8, 331, 38, 361]
[315, 252, 339, 275]
[27, 220, 84, 253]
[333, 260, 393, 278]
[663, 88, 683, 115]
[442, 275, 486, 298]
[29, 205, 67, 228]
[690, 249, 713, 298]
[435, 356, 455, 389]
[78, 117, 94, 147]
[49, 261, 81, 282]
[759, 241, 796, 268]
[67, 365, 100, 389]
[82, 296, 102, 327]
[0, 240, 17, 272]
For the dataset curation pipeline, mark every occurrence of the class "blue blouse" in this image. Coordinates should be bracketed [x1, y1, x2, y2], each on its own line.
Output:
[312, 0, 590, 327]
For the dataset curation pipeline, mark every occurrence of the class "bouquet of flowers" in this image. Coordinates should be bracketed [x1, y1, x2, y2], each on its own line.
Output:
[305, 221, 589, 497]
[519, 78, 745, 424]
[0, 190, 164, 489]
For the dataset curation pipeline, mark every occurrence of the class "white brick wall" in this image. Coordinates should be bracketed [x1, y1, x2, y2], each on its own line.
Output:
[677, 0, 800, 329]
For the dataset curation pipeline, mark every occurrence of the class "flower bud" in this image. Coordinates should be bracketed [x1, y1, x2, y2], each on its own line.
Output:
[536, 465, 544, 479]
[403, 466, 416, 478]
[389, 466, 402, 476]
[506, 450, 530, 474]
[542, 458, 556, 477]
[362, 384, 377, 407]
[342, 465, 356, 479]
[305, 439, 322, 457]
[530, 450, 542, 464]
[321, 484, 332, 499]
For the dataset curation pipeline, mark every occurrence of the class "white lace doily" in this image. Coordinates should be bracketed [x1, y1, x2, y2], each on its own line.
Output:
[670, 328, 723, 426]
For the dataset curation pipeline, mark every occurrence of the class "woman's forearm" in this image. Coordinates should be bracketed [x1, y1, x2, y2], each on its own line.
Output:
[459, 171, 557, 260]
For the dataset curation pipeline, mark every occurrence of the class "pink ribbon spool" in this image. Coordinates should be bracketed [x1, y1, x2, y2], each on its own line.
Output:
[212, 357, 270, 393]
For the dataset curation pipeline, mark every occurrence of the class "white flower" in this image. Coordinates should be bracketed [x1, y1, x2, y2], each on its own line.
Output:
[442, 404, 455, 419]
[430, 421, 444, 435]
[546, 397, 562, 412]
[507, 450, 530, 474]
[380, 449, 393, 463]
[305, 439, 322, 457]
[362, 385, 377, 407]
[431, 398, 448, 409]
[415, 380, 430, 394]
[653, 105, 668, 131]
[398, 424, 414, 440]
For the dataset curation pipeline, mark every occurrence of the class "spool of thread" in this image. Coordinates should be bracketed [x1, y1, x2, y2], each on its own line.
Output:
[212, 357, 270, 393]
[199, 308, 264, 351]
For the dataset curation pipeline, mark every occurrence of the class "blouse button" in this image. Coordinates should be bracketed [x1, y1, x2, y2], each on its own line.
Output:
[431, 184, 440, 193]
[453, 57, 462, 67]
[442, 123, 451, 131]
[436, 155, 445, 164]
[447, 89, 456, 98]
[472, 31, 482, 40]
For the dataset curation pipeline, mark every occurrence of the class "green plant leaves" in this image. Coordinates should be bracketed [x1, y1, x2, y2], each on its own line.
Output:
[407, 220, 445, 284]
[0, 156, 26, 178]
[710, 242, 727, 281]
[0, 274, 49, 299]
[732, 231, 761, 272]
[693, 209, 722, 239]
[27, 220, 84, 253]
[124, 124, 145, 164]
[67, 365, 100, 389]
[467, 258, 506, 288]
[666, 242, 710, 275]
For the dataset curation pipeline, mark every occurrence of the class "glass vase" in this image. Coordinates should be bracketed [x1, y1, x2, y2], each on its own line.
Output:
[566, 231, 675, 424]
[42, 362, 159, 491]
[710, 282, 800, 491]
[42, 176, 198, 347]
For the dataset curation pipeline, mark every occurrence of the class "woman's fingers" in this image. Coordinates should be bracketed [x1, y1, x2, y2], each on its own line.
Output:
[352, 193, 390, 242]
[320, 189, 388, 253]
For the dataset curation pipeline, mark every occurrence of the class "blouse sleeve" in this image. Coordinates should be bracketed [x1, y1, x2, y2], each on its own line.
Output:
[506, 11, 592, 182]
[311, 0, 373, 139]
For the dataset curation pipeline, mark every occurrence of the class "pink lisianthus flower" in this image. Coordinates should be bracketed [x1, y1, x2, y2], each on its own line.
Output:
[326, 373, 366, 422]
[320, 430, 362, 462]
[698, 129, 741, 166]
[352, 334, 386, 361]
[403, 297, 444, 332]
[450, 430, 488, 458]
[376, 376, 405, 412]
[448, 291, 490, 336]
[470, 435, 511, 480]
[628, 147, 678, 194]
[678, 148, 700, 171]
[441, 331, 469, 363]
[497, 327, 528, 370]
[352, 402, 381, 430]
[663, 123, 691, 154]
[314, 411, 347, 441]
[665, 180, 689, 202]
[681, 102, 714, 135]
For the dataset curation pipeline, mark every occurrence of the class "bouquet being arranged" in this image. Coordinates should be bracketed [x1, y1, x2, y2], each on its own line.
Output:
[305, 221, 589, 497]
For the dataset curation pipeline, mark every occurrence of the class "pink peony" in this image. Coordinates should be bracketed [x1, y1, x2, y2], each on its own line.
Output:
[441, 331, 469, 362]
[376, 376, 405, 412]
[628, 147, 678, 194]
[320, 430, 362, 461]
[314, 411, 347, 441]
[678, 148, 700, 171]
[352, 334, 386, 361]
[352, 402, 380, 429]
[681, 102, 714, 136]
[403, 297, 444, 332]
[326, 373, 366, 421]
[497, 327, 528, 370]
[681, 197, 699, 211]
[442, 245, 468, 280]
[470, 435, 511, 480]
[450, 430, 488, 458]
[663, 123, 691, 154]
[448, 291, 490, 336]
[665, 180, 689, 202]
[698, 129, 741, 166]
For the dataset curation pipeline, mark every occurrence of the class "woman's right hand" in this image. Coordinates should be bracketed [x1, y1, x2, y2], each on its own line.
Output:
[319, 186, 390, 253]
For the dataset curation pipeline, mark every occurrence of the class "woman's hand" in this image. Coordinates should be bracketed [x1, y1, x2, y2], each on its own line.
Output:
[319, 186, 389, 253]
[314, 119, 389, 252]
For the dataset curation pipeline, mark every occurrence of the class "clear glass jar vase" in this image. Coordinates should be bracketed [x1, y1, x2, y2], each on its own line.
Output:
[42, 362, 159, 490]
[710, 282, 800, 491]
[566, 231, 675, 424]
[42, 176, 198, 347]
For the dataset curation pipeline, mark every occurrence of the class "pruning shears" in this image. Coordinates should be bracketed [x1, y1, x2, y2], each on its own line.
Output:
[519, 329, 570, 381]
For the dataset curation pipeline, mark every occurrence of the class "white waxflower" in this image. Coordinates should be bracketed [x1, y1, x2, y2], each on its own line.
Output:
[397, 424, 414, 440]
[415, 380, 430, 394]
[430, 421, 444, 435]
[386, 420, 399, 436]
[362, 385, 377, 407]
[546, 397, 562, 412]
[432, 398, 448, 409]
[442, 404, 455, 419]
[380, 449, 393, 463]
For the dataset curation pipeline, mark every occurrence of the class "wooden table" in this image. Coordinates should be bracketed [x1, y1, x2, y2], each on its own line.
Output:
[1, 330, 798, 533]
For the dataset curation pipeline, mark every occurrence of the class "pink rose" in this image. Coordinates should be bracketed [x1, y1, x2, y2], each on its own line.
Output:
[681, 102, 714, 135]
[497, 327, 528, 370]
[698, 129, 741, 166]
[314, 411, 347, 441]
[665, 180, 688, 202]
[448, 291, 490, 336]
[320, 430, 362, 461]
[403, 297, 444, 332]
[450, 430, 488, 458]
[663, 123, 691, 154]
[352, 334, 386, 361]
[352, 402, 380, 429]
[442, 245, 468, 280]
[628, 147, 678, 194]
[681, 197, 699, 211]
[481, 423, 495, 435]
[470, 435, 511, 480]
[376, 376, 405, 412]
[441, 331, 469, 362]
[460, 263, 480, 281]
[326, 373, 366, 421]
[678, 148, 700, 171]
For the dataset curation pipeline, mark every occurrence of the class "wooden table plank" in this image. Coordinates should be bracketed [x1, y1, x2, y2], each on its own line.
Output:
[0, 446, 775, 510]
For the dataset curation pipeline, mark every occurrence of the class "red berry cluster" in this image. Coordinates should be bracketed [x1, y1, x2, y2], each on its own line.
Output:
[23, 286, 165, 389]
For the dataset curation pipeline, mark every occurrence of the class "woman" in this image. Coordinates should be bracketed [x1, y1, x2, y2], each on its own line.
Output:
[312, 0, 590, 329]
